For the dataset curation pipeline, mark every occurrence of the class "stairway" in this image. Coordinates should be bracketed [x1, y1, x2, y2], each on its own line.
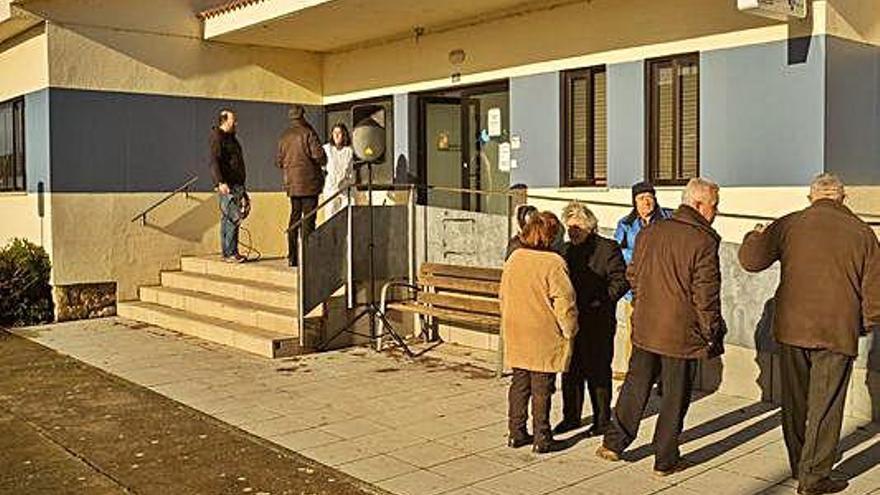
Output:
[118, 256, 312, 358]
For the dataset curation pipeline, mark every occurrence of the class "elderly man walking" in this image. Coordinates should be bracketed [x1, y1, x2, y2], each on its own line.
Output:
[738, 173, 879, 495]
[277, 104, 327, 267]
[597, 178, 724, 476]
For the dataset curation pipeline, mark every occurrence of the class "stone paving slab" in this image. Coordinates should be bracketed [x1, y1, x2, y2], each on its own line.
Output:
[12, 318, 880, 495]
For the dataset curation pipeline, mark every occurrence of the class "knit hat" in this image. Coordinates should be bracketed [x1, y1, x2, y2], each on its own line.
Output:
[631, 181, 656, 206]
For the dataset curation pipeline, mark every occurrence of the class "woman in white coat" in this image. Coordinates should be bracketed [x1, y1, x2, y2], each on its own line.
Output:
[320, 123, 354, 221]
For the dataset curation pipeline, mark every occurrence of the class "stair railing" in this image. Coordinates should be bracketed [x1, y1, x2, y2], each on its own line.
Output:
[130, 175, 199, 225]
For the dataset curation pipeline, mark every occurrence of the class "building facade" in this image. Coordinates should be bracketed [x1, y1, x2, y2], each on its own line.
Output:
[1, 0, 878, 417]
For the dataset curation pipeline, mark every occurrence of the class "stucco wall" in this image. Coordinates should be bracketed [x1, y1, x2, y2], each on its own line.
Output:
[0, 24, 47, 102]
[46, 23, 322, 104]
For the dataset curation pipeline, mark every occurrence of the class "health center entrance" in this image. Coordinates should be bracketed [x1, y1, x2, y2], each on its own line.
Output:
[417, 81, 511, 215]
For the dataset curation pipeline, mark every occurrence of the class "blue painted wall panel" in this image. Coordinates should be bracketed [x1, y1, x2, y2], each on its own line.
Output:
[700, 37, 825, 185]
[607, 61, 645, 188]
[24, 89, 50, 194]
[49, 88, 322, 193]
[509, 72, 560, 187]
[825, 36, 880, 185]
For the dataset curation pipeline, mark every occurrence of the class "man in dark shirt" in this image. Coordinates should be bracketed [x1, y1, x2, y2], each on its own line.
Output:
[210, 109, 247, 263]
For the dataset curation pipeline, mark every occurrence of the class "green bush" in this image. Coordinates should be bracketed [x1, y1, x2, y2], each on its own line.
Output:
[0, 238, 53, 326]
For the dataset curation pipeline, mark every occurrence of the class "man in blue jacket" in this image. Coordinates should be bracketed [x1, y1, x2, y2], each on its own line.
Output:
[614, 182, 672, 375]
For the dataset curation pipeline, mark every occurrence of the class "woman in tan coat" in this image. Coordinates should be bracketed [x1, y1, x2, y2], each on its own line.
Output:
[500, 211, 579, 453]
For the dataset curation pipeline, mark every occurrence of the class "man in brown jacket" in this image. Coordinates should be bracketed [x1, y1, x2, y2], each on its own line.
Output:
[277, 104, 327, 267]
[597, 177, 723, 476]
[738, 173, 879, 495]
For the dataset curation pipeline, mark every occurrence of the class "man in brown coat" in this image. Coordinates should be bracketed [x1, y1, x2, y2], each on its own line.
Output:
[597, 177, 723, 476]
[738, 173, 879, 495]
[277, 104, 327, 267]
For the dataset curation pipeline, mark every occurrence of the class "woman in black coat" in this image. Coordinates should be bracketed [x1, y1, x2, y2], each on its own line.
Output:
[555, 202, 629, 437]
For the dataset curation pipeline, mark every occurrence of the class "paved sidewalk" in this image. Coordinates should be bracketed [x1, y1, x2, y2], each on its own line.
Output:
[0, 329, 386, 495]
[13, 318, 880, 495]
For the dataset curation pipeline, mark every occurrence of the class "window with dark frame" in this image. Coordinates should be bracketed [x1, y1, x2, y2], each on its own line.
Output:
[646, 53, 699, 186]
[561, 66, 607, 187]
[0, 97, 25, 192]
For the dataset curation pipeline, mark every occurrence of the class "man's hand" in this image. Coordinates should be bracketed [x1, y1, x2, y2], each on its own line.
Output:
[217, 183, 230, 195]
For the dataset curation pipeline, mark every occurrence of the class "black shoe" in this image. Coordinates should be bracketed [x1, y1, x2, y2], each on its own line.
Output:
[653, 458, 691, 477]
[507, 433, 533, 449]
[585, 424, 608, 438]
[797, 478, 848, 495]
[553, 419, 581, 435]
[532, 438, 564, 454]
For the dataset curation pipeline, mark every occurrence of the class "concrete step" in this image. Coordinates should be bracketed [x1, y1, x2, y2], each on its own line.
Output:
[117, 301, 303, 359]
[180, 256, 296, 289]
[160, 271, 297, 312]
[139, 286, 298, 335]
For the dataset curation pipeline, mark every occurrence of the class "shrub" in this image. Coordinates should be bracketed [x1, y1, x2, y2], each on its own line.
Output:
[0, 238, 53, 326]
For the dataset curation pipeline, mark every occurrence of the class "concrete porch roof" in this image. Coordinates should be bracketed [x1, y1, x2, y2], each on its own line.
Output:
[199, 0, 585, 53]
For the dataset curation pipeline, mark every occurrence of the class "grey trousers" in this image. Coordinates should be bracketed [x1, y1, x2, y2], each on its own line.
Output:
[779, 343, 853, 489]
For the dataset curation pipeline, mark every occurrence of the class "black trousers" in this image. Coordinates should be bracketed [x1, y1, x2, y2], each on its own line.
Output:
[603, 347, 696, 471]
[561, 366, 612, 430]
[287, 195, 318, 265]
[779, 343, 853, 489]
[508, 368, 556, 443]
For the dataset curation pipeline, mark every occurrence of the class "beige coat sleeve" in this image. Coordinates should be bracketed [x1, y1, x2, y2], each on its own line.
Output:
[548, 260, 579, 340]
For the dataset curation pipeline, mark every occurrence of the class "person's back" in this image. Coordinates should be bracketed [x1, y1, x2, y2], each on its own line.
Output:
[740, 199, 879, 357]
[501, 248, 578, 373]
[277, 117, 326, 198]
[629, 204, 722, 360]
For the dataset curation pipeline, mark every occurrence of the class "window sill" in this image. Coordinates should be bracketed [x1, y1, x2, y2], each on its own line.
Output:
[555, 185, 611, 192]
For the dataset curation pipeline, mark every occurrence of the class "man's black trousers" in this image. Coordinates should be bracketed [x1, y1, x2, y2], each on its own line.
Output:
[288, 195, 318, 265]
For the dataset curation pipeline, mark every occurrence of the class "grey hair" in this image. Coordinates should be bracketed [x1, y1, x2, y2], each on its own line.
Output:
[809, 172, 845, 202]
[681, 177, 719, 208]
[561, 201, 599, 233]
[288, 104, 305, 120]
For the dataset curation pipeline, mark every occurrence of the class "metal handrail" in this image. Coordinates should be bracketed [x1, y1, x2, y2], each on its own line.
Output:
[285, 182, 356, 234]
[130, 175, 199, 225]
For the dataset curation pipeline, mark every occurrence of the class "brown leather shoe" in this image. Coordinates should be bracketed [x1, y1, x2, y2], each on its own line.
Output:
[595, 445, 620, 462]
[532, 439, 564, 454]
[797, 478, 848, 495]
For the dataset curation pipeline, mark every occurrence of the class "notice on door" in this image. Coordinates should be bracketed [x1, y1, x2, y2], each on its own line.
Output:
[498, 142, 511, 172]
[488, 108, 502, 137]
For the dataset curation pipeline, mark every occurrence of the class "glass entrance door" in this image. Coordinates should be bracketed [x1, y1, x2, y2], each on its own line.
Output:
[418, 82, 510, 213]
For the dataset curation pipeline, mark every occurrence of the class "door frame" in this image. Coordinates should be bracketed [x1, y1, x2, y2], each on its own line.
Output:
[415, 80, 510, 208]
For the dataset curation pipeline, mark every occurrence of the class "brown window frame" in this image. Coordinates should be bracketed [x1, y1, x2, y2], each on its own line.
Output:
[645, 53, 700, 186]
[560, 66, 607, 187]
[0, 97, 25, 193]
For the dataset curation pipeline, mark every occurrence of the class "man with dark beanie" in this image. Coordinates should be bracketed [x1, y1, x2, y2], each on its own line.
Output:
[210, 109, 247, 263]
[277, 104, 327, 267]
[613, 181, 671, 375]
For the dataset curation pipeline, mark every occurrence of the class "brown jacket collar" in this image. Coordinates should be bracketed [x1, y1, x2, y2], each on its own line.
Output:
[671, 204, 720, 242]
[810, 198, 851, 215]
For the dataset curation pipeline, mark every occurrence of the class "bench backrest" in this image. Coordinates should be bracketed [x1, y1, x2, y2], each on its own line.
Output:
[417, 263, 502, 317]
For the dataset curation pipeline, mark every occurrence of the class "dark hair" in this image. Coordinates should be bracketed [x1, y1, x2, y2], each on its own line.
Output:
[329, 122, 351, 147]
[218, 109, 234, 125]
[516, 205, 538, 231]
[520, 211, 561, 251]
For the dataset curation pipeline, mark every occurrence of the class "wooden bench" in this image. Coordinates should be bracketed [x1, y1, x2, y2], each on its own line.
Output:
[380, 263, 503, 372]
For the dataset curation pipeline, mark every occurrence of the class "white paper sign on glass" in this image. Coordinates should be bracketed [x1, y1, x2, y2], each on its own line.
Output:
[499, 142, 511, 172]
[488, 108, 502, 137]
